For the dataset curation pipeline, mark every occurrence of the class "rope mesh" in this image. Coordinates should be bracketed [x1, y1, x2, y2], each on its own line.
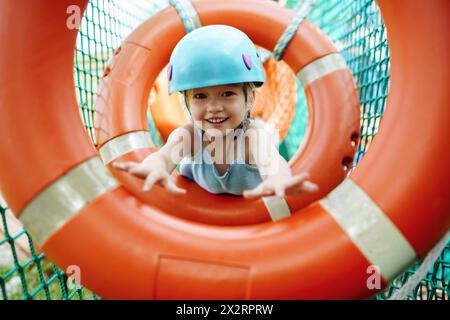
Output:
[0, 0, 448, 300]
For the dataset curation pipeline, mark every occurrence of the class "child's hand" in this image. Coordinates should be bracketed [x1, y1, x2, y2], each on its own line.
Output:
[112, 161, 187, 195]
[243, 172, 318, 199]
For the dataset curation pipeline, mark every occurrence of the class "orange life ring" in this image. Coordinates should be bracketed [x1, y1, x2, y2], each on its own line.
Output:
[93, 1, 360, 226]
[0, 0, 449, 299]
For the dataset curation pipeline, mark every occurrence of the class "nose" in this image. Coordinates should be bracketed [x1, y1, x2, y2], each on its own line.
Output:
[206, 97, 223, 113]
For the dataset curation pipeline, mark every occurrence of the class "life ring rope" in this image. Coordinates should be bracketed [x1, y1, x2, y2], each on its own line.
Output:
[169, 0, 202, 33]
[273, 0, 315, 60]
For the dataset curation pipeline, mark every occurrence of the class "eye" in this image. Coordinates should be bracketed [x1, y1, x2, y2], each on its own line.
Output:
[222, 91, 236, 97]
[193, 93, 207, 99]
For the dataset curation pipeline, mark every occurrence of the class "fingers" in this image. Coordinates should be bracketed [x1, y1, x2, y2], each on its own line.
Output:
[243, 183, 274, 200]
[290, 172, 319, 193]
[285, 172, 309, 188]
[114, 161, 154, 179]
[162, 177, 187, 195]
[112, 161, 140, 171]
[301, 181, 319, 193]
[284, 173, 319, 195]
[142, 171, 166, 192]
[129, 165, 151, 179]
[113, 161, 149, 179]
[143, 173, 187, 195]
[114, 161, 187, 196]
[243, 184, 264, 199]
[244, 172, 318, 200]
[275, 184, 285, 197]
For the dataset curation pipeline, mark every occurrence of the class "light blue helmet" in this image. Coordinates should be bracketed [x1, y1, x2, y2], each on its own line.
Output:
[167, 25, 265, 94]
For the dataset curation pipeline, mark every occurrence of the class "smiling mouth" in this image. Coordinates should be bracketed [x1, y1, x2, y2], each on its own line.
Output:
[205, 117, 229, 124]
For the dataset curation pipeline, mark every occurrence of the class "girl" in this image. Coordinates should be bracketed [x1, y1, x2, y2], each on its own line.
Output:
[114, 25, 318, 199]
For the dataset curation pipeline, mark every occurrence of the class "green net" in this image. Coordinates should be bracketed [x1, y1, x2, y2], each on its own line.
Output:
[0, 0, 448, 300]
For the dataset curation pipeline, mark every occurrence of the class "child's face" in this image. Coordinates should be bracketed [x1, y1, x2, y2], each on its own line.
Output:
[187, 84, 248, 137]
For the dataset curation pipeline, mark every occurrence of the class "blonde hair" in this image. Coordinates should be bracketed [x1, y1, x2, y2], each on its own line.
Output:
[180, 82, 256, 131]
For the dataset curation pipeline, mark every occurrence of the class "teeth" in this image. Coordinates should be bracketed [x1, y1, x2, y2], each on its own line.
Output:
[207, 118, 227, 124]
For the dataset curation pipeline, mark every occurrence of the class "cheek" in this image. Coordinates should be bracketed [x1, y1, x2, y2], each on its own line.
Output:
[229, 102, 246, 118]
[189, 105, 205, 119]
[225, 95, 245, 109]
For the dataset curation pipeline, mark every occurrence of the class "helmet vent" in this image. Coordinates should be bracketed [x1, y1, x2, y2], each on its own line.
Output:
[167, 64, 173, 81]
[242, 53, 252, 70]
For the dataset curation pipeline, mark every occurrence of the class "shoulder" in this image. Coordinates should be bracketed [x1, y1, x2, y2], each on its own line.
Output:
[166, 123, 195, 149]
[167, 123, 194, 142]
[243, 119, 277, 164]
[248, 118, 266, 130]
[245, 119, 276, 145]
[163, 123, 195, 158]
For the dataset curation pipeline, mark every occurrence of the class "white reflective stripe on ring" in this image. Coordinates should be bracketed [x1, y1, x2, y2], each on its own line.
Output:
[297, 53, 348, 87]
[99, 131, 154, 165]
[262, 196, 291, 221]
[19, 157, 119, 246]
[320, 178, 417, 282]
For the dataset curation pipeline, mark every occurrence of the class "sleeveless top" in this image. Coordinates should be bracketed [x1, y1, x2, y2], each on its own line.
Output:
[179, 124, 262, 195]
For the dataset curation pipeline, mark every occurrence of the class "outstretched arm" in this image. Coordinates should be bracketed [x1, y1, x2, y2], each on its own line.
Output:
[113, 125, 192, 195]
[243, 124, 318, 199]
